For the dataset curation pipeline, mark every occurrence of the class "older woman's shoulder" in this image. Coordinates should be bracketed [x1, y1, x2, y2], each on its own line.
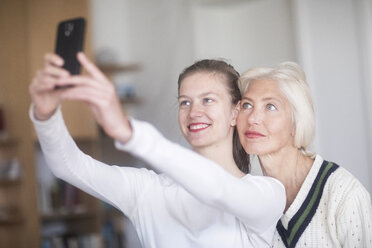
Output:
[326, 165, 371, 205]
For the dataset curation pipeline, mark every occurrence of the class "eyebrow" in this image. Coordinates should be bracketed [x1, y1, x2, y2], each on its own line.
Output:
[178, 92, 218, 100]
[242, 96, 282, 103]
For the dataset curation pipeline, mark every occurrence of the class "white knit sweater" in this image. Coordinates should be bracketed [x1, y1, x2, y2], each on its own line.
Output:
[272, 155, 372, 248]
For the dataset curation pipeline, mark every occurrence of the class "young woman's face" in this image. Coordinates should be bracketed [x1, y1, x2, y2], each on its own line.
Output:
[237, 79, 295, 156]
[178, 72, 237, 149]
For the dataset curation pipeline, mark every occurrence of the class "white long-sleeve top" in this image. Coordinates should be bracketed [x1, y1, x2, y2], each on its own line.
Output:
[272, 155, 372, 248]
[31, 107, 286, 248]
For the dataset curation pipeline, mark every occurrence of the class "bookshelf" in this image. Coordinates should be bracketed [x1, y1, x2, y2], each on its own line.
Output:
[36, 139, 104, 247]
[0, 0, 105, 247]
[0, 1, 39, 244]
[97, 63, 141, 75]
[0, 1, 141, 247]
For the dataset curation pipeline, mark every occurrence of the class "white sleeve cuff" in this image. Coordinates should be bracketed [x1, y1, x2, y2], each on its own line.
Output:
[114, 118, 144, 153]
[29, 103, 63, 126]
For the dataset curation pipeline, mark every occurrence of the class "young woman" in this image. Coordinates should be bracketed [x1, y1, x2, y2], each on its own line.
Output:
[236, 62, 372, 248]
[29, 53, 285, 248]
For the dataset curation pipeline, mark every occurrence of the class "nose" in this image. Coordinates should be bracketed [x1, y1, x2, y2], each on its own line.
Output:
[246, 107, 262, 125]
[189, 102, 204, 118]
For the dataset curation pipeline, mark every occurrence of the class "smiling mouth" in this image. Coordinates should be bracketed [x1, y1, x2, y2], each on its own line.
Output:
[188, 123, 210, 132]
[245, 131, 265, 139]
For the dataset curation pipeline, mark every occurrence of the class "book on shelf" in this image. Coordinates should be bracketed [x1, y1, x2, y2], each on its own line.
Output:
[39, 178, 85, 216]
[36, 147, 87, 216]
[0, 157, 21, 181]
[102, 217, 126, 248]
[41, 232, 103, 248]
[0, 205, 22, 224]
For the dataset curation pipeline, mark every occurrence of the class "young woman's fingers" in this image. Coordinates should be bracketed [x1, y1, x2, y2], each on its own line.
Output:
[77, 52, 107, 81]
[59, 82, 129, 141]
[56, 74, 115, 94]
[43, 64, 70, 78]
[61, 83, 119, 112]
[60, 85, 107, 106]
[56, 75, 99, 88]
[32, 72, 61, 92]
[44, 53, 64, 67]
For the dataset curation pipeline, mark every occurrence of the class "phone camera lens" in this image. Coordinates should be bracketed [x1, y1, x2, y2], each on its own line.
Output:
[64, 23, 74, 37]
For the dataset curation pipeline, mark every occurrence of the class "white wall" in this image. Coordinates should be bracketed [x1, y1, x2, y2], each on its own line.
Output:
[192, 0, 296, 72]
[293, 0, 372, 193]
[357, 0, 372, 190]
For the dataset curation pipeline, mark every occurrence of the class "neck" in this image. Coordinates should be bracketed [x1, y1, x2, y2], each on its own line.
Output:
[258, 147, 314, 211]
[194, 142, 245, 178]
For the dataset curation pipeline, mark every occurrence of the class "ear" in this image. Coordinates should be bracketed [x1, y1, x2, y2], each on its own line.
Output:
[231, 102, 240, 126]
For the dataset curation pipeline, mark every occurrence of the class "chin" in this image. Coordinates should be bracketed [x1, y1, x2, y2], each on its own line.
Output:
[190, 141, 209, 149]
[242, 145, 267, 156]
[186, 138, 207, 148]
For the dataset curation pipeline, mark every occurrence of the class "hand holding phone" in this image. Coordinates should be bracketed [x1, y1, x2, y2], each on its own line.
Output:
[55, 17, 86, 75]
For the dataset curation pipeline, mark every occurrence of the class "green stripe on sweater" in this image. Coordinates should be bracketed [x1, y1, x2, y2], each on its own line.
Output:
[286, 162, 334, 245]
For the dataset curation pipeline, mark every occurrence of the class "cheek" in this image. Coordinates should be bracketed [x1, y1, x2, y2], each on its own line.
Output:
[236, 112, 246, 129]
[178, 111, 186, 127]
[236, 115, 246, 136]
[268, 116, 293, 140]
[208, 105, 228, 121]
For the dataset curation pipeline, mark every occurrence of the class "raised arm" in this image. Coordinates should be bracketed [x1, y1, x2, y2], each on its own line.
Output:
[29, 53, 156, 216]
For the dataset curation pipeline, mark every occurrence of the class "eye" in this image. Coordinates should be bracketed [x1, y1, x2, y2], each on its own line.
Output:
[267, 103, 277, 111]
[203, 98, 214, 104]
[241, 102, 252, 110]
[179, 100, 191, 107]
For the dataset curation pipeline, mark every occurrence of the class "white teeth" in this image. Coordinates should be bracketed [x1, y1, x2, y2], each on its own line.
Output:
[189, 124, 209, 130]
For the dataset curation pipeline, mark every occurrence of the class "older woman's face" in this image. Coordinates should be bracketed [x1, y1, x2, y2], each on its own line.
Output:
[237, 79, 295, 156]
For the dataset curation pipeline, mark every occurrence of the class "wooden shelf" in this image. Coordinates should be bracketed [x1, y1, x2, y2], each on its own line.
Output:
[0, 178, 21, 186]
[41, 209, 97, 223]
[119, 97, 143, 105]
[0, 216, 23, 225]
[0, 138, 18, 148]
[97, 63, 141, 75]
[0, 208, 23, 225]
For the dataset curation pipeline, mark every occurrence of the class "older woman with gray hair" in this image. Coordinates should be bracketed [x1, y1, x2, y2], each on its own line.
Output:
[236, 62, 372, 248]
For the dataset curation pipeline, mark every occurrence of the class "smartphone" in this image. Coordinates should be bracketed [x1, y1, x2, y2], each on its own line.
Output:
[55, 17, 86, 75]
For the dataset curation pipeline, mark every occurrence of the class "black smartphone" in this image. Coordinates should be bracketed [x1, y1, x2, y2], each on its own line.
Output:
[55, 17, 86, 75]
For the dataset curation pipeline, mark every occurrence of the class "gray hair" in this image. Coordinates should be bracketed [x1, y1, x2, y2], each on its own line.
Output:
[238, 62, 315, 157]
